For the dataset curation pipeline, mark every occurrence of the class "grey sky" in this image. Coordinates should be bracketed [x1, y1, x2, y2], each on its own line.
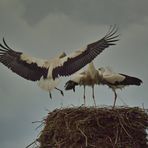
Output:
[0, 0, 148, 148]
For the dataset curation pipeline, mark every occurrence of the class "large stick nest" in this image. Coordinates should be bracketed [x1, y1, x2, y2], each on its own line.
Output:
[38, 107, 148, 148]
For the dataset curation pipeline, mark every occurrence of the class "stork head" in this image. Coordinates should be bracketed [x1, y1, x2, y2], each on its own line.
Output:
[98, 67, 105, 75]
[64, 80, 78, 92]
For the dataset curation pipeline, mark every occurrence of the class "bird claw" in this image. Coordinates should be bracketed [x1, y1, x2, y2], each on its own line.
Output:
[49, 92, 52, 99]
[81, 103, 85, 107]
[60, 90, 64, 96]
[112, 105, 115, 109]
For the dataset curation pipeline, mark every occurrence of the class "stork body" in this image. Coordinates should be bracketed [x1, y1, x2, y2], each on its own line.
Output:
[65, 64, 142, 107]
[98, 67, 142, 107]
[65, 62, 101, 105]
[0, 26, 119, 98]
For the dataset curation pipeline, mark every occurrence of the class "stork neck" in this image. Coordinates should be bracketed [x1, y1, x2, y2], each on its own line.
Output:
[87, 62, 96, 72]
[87, 62, 97, 79]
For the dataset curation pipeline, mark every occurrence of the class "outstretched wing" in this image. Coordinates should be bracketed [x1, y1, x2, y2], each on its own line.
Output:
[0, 38, 48, 81]
[52, 25, 119, 79]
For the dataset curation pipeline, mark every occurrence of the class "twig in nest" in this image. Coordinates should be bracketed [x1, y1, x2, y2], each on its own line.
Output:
[118, 113, 132, 138]
[106, 136, 115, 148]
[32, 120, 45, 130]
[76, 125, 88, 147]
[25, 139, 38, 148]
[114, 125, 119, 146]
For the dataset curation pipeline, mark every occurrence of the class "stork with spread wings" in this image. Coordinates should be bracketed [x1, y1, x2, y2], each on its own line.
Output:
[0, 25, 119, 98]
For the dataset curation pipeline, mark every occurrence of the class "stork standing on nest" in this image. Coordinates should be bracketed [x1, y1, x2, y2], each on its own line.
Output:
[0, 26, 119, 98]
[65, 62, 100, 106]
[98, 67, 142, 107]
[65, 63, 142, 107]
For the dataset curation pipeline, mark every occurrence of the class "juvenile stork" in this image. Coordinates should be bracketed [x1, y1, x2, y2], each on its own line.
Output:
[65, 63, 142, 107]
[0, 26, 119, 98]
[98, 67, 142, 107]
[65, 62, 99, 105]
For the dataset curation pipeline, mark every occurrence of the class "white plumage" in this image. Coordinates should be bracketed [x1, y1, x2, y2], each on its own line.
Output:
[65, 62, 101, 106]
[0, 26, 119, 98]
[65, 62, 142, 107]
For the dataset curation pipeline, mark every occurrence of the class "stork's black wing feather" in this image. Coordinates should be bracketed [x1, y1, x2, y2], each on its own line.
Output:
[0, 38, 48, 81]
[118, 73, 143, 86]
[52, 25, 119, 79]
[100, 73, 142, 86]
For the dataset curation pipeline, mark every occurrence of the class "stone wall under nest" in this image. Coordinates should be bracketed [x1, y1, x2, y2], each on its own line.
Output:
[38, 107, 148, 148]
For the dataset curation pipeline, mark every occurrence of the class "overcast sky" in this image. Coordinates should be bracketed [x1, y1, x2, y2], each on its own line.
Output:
[0, 0, 148, 148]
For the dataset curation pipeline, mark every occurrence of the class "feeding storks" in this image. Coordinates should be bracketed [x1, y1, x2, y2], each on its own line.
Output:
[0, 26, 119, 98]
[65, 63, 142, 107]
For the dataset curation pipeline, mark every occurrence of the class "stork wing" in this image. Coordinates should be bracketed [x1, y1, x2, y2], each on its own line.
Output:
[99, 69, 142, 86]
[102, 73, 125, 84]
[52, 25, 119, 79]
[0, 38, 48, 81]
[118, 73, 142, 86]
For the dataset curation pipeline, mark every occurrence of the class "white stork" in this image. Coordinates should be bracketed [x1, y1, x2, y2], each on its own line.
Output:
[65, 63, 142, 107]
[65, 62, 99, 105]
[0, 26, 119, 98]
